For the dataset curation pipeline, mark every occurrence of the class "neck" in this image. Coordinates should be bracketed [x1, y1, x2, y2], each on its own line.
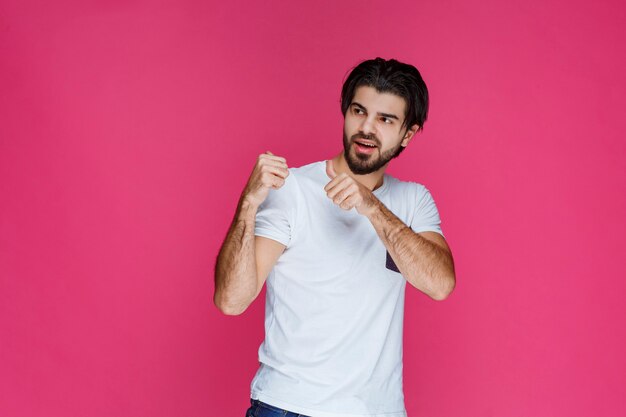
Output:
[331, 152, 387, 191]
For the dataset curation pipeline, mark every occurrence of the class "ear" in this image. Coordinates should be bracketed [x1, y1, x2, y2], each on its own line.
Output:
[400, 124, 420, 147]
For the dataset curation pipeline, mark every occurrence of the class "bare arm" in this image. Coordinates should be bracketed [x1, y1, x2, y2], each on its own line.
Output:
[213, 152, 289, 315]
[366, 200, 455, 300]
[324, 160, 455, 301]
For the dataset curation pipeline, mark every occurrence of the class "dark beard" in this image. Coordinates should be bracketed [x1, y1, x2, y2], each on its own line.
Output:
[342, 131, 404, 175]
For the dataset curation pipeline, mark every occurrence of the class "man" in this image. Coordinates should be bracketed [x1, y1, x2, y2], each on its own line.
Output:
[214, 57, 456, 417]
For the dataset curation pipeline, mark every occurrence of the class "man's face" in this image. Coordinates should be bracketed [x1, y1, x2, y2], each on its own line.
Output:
[342, 85, 417, 175]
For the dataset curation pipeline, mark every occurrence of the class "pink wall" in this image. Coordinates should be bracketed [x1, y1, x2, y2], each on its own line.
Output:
[1, 0, 625, 416]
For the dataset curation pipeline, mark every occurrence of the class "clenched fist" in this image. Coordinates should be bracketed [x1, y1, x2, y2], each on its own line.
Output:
[242, 151, 289, 208]
[324, 159, 379, 216]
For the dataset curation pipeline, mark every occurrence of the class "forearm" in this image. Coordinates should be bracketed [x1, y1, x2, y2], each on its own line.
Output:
[214, 196, 259, 314]
[366, 199, 455, 300]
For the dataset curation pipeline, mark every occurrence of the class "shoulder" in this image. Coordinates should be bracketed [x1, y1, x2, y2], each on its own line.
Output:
[385, 175, 431, 200]
[263, 160, 323, 207]
[288, 160, 324, 177]
[286, 160, 326, 188]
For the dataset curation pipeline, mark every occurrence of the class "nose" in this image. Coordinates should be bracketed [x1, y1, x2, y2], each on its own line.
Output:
[360, 115, 377, 137]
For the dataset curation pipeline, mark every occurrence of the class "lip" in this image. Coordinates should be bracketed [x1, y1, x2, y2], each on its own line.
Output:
[354, 142, 377, 154]
[353, 139, 378, 148]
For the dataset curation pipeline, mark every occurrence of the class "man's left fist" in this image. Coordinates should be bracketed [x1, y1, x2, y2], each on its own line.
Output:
[324, 160, 379, 216]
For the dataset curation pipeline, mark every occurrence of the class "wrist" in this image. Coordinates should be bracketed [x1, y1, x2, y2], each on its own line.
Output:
[362, 195, 383, 219]
[238, 195, 260, 215]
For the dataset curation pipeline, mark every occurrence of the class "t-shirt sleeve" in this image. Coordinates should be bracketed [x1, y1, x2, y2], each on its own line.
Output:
[409, 184, 445, 238]
[254, 172, 296, 247]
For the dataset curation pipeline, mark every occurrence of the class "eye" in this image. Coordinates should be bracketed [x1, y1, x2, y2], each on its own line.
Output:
[353, 107, 365, 115]
[381, 117, 393, 124]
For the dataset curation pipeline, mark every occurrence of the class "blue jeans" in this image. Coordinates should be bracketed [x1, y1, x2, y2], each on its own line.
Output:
[245, 398, 310, 417]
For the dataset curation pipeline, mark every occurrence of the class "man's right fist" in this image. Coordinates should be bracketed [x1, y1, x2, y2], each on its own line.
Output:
[242, 151, 289, 208]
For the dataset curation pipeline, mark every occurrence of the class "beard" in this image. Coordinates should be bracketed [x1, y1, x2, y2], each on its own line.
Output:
[342, 130, 404, 175]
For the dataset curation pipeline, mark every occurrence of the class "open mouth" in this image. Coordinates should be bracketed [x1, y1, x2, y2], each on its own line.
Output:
[354, 139, 377, 148]
[354, 140, 378, 154]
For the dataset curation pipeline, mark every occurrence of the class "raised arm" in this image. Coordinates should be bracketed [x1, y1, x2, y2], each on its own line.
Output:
[324, 160, 455, 301]
[213, 152, 289, 315]
[367, 204, 455, 300]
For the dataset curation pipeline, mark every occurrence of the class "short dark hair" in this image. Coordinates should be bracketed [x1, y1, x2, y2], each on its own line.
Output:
[340, 57, 429, 133]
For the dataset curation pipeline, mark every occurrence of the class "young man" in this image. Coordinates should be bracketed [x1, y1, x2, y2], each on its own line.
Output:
[214, 57, 456, 417]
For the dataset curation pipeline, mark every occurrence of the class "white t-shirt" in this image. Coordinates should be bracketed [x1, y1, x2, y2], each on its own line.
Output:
[251, 160, 444, 417]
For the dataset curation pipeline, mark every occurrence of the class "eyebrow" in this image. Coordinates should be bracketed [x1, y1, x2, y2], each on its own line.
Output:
[351, 102, 400, 121]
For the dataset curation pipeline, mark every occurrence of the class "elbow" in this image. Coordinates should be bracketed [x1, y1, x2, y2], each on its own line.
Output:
[213, 292, 250, 316]
[216, 303, 246, 316]
[432, 274, 456, 301]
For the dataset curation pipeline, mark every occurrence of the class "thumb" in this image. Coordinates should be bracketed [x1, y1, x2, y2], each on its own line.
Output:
[326, 159, 337, 179]
[266, 151, 274, 156]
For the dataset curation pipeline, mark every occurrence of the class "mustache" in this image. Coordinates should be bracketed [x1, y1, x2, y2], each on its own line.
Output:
[351, 133, 379, 146]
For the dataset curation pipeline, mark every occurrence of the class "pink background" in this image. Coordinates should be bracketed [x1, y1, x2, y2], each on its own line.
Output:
[1, 0, 625, 416]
